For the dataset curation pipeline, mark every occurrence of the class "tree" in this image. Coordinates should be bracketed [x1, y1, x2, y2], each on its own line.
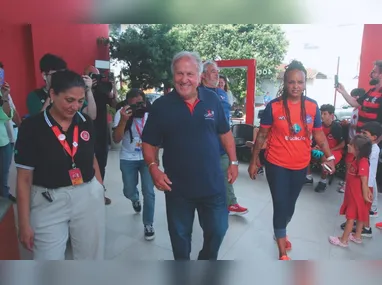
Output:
[109, 24, 182, 90]
[173, 24, 288, 103]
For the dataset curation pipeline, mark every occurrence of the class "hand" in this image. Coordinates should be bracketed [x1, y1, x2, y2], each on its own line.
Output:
[313, 145, 321, 150]
[92, 78, 98, 88]
[19, 224, 34, 251]
[245, 141, 254, 148]
[82, 75, 93, 89]
[43, 97, 52, 107]
[120, 106, 133, 122]
[336, 83, 346, 95]
[363, 191, 373, 203]
[227, 165, 238, 184]
[248, 158, 259, 180]
[1, 82, 10, 97]
[149, 165, 172, 191]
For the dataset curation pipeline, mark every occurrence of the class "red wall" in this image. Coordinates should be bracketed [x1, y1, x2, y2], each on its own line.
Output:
[358, 24, 382, 89]
[0, 24, 109, 116]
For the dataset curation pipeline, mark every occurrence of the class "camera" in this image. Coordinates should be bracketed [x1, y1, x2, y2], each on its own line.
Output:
[126, 101, 146, 118]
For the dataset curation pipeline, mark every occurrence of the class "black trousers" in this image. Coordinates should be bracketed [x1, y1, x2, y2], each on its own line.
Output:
[95, 143, 108, 181]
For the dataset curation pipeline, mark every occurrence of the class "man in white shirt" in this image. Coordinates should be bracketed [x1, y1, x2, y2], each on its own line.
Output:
[112, 89, 155, 241]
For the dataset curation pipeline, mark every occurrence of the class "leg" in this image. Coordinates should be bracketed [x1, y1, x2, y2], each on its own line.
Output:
[220, 154, 237, 206]
[196, 193, 229, 260]
[120, 160, 140, 207]
[165, 194, 196, 260]
[0, 145, 4, 198]
[29, 186, 71, 260]
[69, 179, 106, 260]
[139, 160, 155, 226]
[264, 161, 290, 258]
[287, 167, 308, 225]
[371, 186, 378, 214]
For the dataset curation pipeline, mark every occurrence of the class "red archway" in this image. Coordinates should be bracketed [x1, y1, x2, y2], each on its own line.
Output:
[215, 59, 256, 125]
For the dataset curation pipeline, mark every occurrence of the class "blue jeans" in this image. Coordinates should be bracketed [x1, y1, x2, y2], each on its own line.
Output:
[120, 159, 155, 225]
[0, 143, 12, 198]
[265, 160, 307, 239]
[165, 192, 228, 260]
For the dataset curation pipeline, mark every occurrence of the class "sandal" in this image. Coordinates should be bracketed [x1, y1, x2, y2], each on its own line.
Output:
[329, 236, 348, 247]
[349, 233, 362, 244]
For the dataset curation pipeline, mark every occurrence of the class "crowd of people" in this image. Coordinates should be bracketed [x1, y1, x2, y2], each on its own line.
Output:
[1, 50, 381, 261]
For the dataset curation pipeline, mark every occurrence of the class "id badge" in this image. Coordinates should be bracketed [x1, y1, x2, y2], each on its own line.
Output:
[135, 141, 142, 152]
[69, 168, 84, 185]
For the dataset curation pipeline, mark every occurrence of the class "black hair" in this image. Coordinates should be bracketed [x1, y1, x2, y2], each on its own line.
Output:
[320, 104, 335, 115]
[374, 60, 382, 74]
[219, 75, 229, 92]
[276, 60, 308, 135]
[50, 70, 86, 95]
[124, 88, 146, 143]
[40, 53, 67, 73]
[350, 134, 372, 161]
[361, 121, 382, 138]
[0, 62, 3, 69]
[350, 88, 366, 98]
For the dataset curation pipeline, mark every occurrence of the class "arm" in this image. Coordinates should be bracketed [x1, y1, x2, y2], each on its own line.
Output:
[93, 156, 103, 185]
[312, 130, 332, 158]
[336, 83, 360, 108]
[368, 148, 379, 187]
[12, 109, 22, 126]
[16, 169, 33, 229]
[82, 89, 97, 120]
[331, 140, 345, 151]
[361, 176, 372, 203]
[251, 127, 270, 161]
[219, 131, 237, 162]
[142, 143, 160, 167]
[112, 107, 132, 143]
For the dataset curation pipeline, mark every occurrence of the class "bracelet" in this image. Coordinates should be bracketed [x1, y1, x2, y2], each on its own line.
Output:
[148, 162, 157, 169]
[326, 155, 335, 161]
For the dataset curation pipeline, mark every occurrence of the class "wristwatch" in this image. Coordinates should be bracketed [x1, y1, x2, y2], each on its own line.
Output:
[230, 161, 239, 165]
[326, 155, 335, 161]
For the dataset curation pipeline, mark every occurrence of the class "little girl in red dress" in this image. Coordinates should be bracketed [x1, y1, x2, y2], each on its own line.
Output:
[329, 134, 373, 247]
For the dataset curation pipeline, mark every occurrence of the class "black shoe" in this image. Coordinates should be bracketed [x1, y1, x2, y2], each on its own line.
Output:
[144, 224, 155, 240]
[340, 221, 356, 230]
[361, 227, 372, 238]
[257, 167, 264, 175]
[314, 182, 327, 193]
[8, 194, 16, 203]
[133, 201, 141, 213]
[305, 177, 313, 185]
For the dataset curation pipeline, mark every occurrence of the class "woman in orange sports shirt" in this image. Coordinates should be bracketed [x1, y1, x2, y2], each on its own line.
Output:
[248, 60, 335, 260]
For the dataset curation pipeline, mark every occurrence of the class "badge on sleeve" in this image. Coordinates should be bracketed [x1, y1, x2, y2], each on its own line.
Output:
[80, 131, 90, 141]
[69, 168, 84, 185]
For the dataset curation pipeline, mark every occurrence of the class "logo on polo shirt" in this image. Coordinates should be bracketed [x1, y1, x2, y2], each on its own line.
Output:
[80, 131, 90, 141]
[285, 136, 306, 141]
[204, 110, 215, 120]
[306, 114, 312, 124]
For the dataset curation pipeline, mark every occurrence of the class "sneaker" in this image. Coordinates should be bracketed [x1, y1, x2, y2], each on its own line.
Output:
[305, 177, 313, 185]
[314, 182, 327, 193]
[8, 194, 16, 203]
[104, 197, 111, 205]
[338, 184, 345, 193]
[144, 224, 155, 241]
[133, 201, 142, 213]
[257, 167, 265, 175]
[228, 204, 248, 215]
[338, 180, 345, 186]
[279, 255, 291, 260]
[370, 210, 378, 218]
[361, 227, 372, 238]
[375, 222, 382, 229]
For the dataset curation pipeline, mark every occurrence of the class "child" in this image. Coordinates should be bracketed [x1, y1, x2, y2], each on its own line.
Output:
[246, 127, 267, 175]
[340, 122, 382, 236]
[306, 104, 345, 192]
[329, 134, 373, 247]
[338, 88, 365, 193]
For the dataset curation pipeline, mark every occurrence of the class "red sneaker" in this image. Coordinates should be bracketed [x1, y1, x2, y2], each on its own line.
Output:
[375, 222, 382, 229]
[228, 204, 248, 215]
[279, 255, 291, 260]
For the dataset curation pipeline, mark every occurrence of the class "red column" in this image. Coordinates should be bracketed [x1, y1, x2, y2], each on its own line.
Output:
[358, 24, 382, 89]
[246, 59, 256, 125]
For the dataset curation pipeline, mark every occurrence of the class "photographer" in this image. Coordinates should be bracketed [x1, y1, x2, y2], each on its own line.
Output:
[85, 66, 118, 205]
[112, 89, 155, 240]
[27, 54, 96, 120]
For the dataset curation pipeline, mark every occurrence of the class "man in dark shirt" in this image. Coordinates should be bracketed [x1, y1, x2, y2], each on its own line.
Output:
[142, 51, 238, 260]
[84, 66, 118, 205]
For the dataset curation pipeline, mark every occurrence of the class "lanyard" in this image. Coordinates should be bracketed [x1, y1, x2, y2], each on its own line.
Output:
[44, 110, 80, 169]
[134, 116, 145, 138]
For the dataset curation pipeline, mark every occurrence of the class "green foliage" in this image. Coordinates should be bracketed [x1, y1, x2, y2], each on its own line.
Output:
[109, 24, 183, 90]
[109, 24, 288, 102]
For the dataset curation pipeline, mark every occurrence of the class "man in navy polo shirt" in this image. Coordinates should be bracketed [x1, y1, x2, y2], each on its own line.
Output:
[200, 60, 248, 216]
[142, 51, 238, 260]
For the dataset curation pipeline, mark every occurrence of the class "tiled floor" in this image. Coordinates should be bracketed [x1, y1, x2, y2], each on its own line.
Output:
[9, 149, 382, 260]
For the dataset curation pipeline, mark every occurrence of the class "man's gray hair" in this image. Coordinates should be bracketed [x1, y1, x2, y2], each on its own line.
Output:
[171, 51, 203, 75]
[202, 60, 218, 73]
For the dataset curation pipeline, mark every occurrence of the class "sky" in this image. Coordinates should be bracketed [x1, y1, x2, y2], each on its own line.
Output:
[280, 24, 364, 79]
